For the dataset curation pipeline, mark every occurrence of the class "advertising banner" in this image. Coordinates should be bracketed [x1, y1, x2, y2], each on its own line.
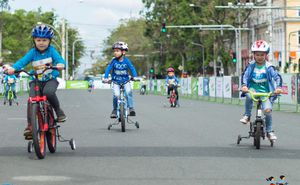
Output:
[187, 77, 192, 94]
[280, 74, 296, 104]
[203, 78, 209, 96]
[209, 77, 216, 97]
[216, 77, 223, 98]
[66, 81, 88, 89]
[231, 76, 240, 98]
[198, 77, 203, 96]
[223, 76, 232, 98]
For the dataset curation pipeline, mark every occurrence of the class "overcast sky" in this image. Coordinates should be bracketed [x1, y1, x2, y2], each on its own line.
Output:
[9, 0, 145, 75]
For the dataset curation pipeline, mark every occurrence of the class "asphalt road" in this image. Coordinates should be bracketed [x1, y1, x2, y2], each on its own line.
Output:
[0, 89, 299, 185]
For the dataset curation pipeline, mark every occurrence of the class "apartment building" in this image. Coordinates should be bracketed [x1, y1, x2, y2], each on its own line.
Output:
[241, 0, 300, 73]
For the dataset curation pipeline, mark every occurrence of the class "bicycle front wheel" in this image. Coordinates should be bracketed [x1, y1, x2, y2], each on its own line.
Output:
[31, 103, 46, 159]
[120, 103, 126, 132]
[254, 121, 262, 149]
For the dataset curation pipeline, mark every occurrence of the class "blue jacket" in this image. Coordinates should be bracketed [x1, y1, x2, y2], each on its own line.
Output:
[241, 60, 282, 99]
[4, 74, 17, 88]
[104, 57, 137, 84]
[165, 75, 179, 86]
[12, 45, 65, 81]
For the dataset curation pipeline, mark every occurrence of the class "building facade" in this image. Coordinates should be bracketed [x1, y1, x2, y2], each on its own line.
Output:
[241, 0, 300, 73]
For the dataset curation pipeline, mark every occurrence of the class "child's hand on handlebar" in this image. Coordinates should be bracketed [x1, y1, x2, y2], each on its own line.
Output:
[241, 85, 249, 93]
[274, 88, 283, 94]
[55, 64, 65, 70]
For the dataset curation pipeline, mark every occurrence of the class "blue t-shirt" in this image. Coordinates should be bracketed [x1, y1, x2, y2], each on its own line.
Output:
[249, 64, 269, 93]
[165, 75, 179, 86]
[104, 57, 137, 84]
[12, 45, 65, 81]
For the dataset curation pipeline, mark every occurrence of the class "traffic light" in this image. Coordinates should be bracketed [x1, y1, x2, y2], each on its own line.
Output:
[161, 22, 166, 33]
[150, 67, 154, 74]
[232, 52, 237, 63]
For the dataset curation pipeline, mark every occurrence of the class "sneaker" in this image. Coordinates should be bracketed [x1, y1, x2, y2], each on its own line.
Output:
[23, 125, 32, 140]
[3, 101, 6, 105]
[56, 109, 67, 122]
[167, 95, 170, 99]
[267, 131, 277, 140]
[129, 108, 136, 116]
[110, 109, 117, 118]
[240, 115, 250, 124]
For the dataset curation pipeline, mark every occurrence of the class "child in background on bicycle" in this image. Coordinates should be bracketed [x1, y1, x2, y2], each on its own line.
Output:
[240, 40, 283, 140]
[6, 24, 66, 140]
[2, 64, 18, 105]
[103, 41, 138, 118]
[165, 67, 179, 100]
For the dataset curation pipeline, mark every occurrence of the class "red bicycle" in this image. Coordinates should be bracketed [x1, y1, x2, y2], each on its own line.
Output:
[168, 84, 179, 108]
[16, 66, 75, 159]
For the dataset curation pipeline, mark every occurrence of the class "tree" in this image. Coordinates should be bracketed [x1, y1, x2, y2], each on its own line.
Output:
[141, 0, 253, 76]
[100, 18, 154, 76]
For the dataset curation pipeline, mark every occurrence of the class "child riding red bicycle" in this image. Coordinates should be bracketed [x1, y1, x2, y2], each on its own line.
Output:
[6, 24, 67, 140]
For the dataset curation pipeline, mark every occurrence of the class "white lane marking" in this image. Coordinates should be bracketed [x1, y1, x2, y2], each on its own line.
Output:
[13, 176, 71, 182]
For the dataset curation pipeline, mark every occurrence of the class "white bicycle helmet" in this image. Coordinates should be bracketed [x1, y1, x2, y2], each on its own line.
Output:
[251, 40, 270, 53]
[112, 41, 128, 51]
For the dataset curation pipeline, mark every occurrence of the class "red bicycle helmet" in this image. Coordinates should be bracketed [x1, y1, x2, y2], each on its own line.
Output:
[167, 67, 174, 72]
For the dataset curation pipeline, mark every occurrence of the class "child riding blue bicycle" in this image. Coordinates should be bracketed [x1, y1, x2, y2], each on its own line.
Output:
[103, 41, 138, 118]
[240, 40, 283, 141]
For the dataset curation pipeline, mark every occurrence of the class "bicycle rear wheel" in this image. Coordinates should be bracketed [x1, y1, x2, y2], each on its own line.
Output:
[46, 107, 57, 153]
[31, 103, 46, 159]
[120, 103, 126, 132]
[254, 121, 262, 149]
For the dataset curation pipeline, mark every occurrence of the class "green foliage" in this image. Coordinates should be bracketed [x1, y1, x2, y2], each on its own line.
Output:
[101, 18, 154, 76]
[141, 0, 252, 76]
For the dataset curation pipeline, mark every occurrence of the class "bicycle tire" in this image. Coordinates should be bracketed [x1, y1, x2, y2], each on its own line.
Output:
[46, 107, 56, 153]
[120, 103, 126, 132]
[255, 121, 262, 149]
[31, 103, 46, 159]
[8, 90, 13, 106]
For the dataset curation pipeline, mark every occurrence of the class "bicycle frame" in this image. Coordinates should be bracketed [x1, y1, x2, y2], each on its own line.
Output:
[117, 85, 128, 119]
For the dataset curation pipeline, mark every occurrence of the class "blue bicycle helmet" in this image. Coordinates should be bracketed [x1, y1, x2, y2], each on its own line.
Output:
[32, 24, 54, 39]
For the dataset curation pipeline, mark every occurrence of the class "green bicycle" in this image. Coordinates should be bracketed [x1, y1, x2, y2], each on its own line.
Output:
[237, 90, 275, 149]
[5, 83, 17, 106]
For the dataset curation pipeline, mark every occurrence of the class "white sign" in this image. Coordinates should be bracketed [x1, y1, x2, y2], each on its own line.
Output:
[216, 77, 223, 98]
[198, 77, 203, 96]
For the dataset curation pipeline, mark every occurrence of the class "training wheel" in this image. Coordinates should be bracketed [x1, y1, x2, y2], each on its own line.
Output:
[69, 138, 76, 150]
[270, 140, 274, 147]
[108, 125, 112, 130]
[135, 122, 139, 129]
[237, 135, 242, 145]
[27, 141, 33, 153]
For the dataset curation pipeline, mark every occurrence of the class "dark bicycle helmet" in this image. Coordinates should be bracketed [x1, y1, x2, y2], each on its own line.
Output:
[32, 24, 54, 39]
[112, 41, 128, 51]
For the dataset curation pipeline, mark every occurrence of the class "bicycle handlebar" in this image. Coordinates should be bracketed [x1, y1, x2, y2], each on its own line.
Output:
[102, 77, 139, 85]
[13, 66, 63, 77]
[247, 90, 273, 102]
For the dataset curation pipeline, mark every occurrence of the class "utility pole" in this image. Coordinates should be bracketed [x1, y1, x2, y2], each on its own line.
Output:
[65, 23, 69, 80]
[268, 0, 273, 63]
[61, 18, 66, 80]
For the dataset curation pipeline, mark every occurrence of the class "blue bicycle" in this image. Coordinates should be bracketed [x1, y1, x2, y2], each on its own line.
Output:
[104, 78, 139, 132]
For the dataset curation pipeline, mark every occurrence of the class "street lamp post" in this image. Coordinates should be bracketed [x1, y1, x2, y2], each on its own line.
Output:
[72, 38, 82, 78]
[191, 42, 205, 76]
